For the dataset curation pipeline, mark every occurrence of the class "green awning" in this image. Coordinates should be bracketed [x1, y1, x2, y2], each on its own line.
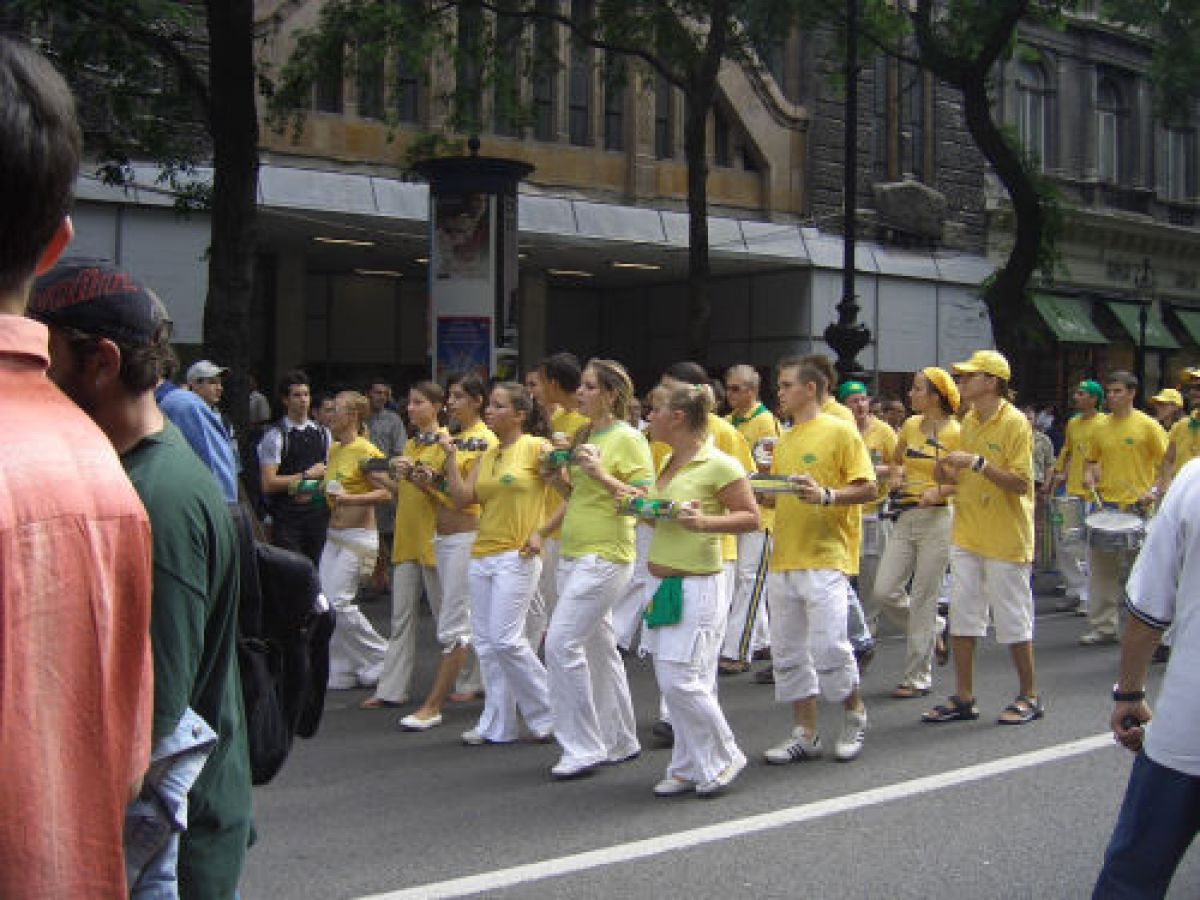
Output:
[1106, 301, 1182, 349]
[1172, 308, 1200, 345]
[1032, 294, 1108, 345]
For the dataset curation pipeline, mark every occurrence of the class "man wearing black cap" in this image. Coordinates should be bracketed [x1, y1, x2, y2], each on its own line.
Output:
[0, 36, 155, 899]
[29, 261, 252, 898]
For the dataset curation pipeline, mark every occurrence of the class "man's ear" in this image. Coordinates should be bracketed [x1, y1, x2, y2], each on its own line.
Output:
[35, 217, 74, 276]
[90, 337, 123, 388]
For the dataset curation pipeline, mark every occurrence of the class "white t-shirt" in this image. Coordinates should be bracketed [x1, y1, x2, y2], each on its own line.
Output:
[1125, 456, 1200, 778]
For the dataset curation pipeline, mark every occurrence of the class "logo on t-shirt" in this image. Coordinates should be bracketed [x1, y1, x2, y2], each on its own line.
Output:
[1124, 437, 1135, 446]
[499, 473, 515, 486]
[802, 453, 817, 465]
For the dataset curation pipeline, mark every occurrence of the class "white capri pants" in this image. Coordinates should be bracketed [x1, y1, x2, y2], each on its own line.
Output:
[373, 560, 440, 704]
[767, 569, 858, 704]
[434, 531, 483, 695]
[641, 573, 742, 785]
[948, 546, 1034, 644]
[321, 527, 387, 689]
[469, 551, 553, 742]
[546, 555, 638, 769]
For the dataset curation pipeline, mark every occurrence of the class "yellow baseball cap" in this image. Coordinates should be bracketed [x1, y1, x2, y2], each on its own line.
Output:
[1151, 388, 1183, 407]
[921, 367, 961, 412]
[951, 350, 1011, 382]
[1181, 367, 1200, 385]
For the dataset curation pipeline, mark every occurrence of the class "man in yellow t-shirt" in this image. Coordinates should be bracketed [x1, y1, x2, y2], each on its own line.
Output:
[1049, 380, 1106, 612]
[924, 350, 1041, 727]
[1081, 371, 1168, 645]
[840, 380, 898, 634]
[762, 358, 876, 765]
[1157, 370, 1200, 492]
[721, 363, 780, 672]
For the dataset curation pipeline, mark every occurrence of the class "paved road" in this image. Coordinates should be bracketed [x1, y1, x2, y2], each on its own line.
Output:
[240, 598, 1199, 899]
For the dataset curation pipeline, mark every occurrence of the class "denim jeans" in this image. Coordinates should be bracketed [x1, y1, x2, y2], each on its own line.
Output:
[1094, 752, 1200, 899]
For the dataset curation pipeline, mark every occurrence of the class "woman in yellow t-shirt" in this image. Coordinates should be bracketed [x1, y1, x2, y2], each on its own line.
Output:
[442, 382, 554, 745]
[871, 368, 962, 698]
[640, 384, 759, 798]
[399, 374, 495, 732]
[543, 359, 654, 780]
[362, 381, 447, 709]
[320, 391, 390, 690]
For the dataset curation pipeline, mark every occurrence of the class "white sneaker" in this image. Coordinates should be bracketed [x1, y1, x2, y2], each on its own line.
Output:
[550, 758, 600, 780]
[398, 713, 443, 732]
[764, 727, 821, 765]
[696, 750, 747, 798]
[653, 776, 695, 797]
[834, 707, 868, 762]
[461, 728, 486, 745]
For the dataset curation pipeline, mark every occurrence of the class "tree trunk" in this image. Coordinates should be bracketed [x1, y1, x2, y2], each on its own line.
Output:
[682, 91, 711, 364]
[959, 75, 1044, 358]
[204, 0, 259, 437]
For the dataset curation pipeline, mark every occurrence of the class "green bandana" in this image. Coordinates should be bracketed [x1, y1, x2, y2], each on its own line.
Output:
[643, 576, 684, 629]
[836, 380, 867, 402]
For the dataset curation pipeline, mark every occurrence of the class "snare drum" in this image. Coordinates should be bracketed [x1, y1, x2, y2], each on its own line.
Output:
[1051, 496, 1086, 544]
[1085, 509, 1145, 552]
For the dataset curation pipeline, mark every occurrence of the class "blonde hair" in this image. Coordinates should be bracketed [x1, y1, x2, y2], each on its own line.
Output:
[336, 390, 371, 435]
[657, 382, 713, 435]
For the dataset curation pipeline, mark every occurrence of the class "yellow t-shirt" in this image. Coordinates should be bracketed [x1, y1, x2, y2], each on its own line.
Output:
[650, 439, 672, 474]
[770, 414, 875, 573]
[647, 444, 746, 574]
[823, 396, 856, 424]
[896, 415, 963, 501]
[430, 419, 497, 518]
[1167, 414, 1200, 475]
[1054, 412, 1107, 499]
[391, 431, 446, 567]
[472, 434, 549, 558]
[1086, 410, 1168, 506]
[708, 413, 752, 561]
[560, 421, 654, 563]
[952, 400, 1034, 564]
[860, 417, 898, 514]
[325, 435, 384, 496]
[551, 407, 590, 441]
[728, 403, 780, 529]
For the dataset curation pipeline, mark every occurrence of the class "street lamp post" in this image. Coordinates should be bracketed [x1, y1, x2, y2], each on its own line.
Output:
[1133, 257, 1153, 405]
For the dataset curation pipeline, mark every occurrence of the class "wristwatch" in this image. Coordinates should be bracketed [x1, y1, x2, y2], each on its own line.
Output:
[1112, 684, 1146, 702]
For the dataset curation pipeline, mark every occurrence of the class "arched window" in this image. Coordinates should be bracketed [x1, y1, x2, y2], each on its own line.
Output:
[1166, 126, 1196, 202]
[1097, 79, 1123, 184]
[1015, 61, 1049, 170]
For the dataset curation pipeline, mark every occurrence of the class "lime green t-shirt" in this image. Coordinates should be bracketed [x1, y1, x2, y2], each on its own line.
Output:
[472, 434, 549, 558]
[647, 444, 746, 574]
[952, 400, 1034, 564]
[770, 413, 875, 574]
[561, 421, 654, 563]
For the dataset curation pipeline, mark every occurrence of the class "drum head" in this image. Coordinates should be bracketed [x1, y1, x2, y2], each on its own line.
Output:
[1085, 510, 1143, 533]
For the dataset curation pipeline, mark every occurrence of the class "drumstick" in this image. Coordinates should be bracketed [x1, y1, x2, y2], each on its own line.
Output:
[905, 448, 936, 460]
[925, 436, 949, 452]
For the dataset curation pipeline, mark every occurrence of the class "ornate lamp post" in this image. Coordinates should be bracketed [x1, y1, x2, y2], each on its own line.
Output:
[823, 0, 871, 383]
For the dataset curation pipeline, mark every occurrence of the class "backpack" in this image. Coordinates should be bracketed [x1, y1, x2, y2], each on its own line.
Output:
[230, 505, 334, 785]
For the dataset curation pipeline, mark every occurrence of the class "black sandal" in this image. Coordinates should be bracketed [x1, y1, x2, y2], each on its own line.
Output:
[921, 695, 979, 723]
[997, 695, 1044, 725]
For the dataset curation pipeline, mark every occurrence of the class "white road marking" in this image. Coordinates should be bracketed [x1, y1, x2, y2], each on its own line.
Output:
[358, 733, 1115, 900]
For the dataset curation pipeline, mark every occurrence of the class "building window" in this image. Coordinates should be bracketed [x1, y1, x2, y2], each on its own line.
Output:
[395, 54, 420, 123]
[654, 75, 673, 159]
[1097, 78, 1123, 184]
[314, 40, 344, 114]
[603, 51, 624, 151]
[531, 2, 556, 141]
[1016, 61, 1049, 170]
[1166, 126, 1196, 202]
[357, 46, 385, 120]
[455, 1, 484, 131]
[898, 63, 926, 181]
[713, 105, 731, 168]
[881, 57, 931, 182]
[493, 2, 522, 137]
[568, 0, 593, 146]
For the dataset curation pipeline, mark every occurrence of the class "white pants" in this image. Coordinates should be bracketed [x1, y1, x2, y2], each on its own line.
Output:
[469, 551, 553, 742]
[321, 528, 387, 689]
[654, 561, 732, 725]
[948, 547, 1034, 644]
[546, 556, 638, 768]
[767, 569, 858, 703]
[525, 536, 562, 648]
[373, 561, 440, 703]
[720, 530, 771, 661]
[434, 531, 483, 695]
[643, 574, 742, 784]
[612, 523, 653, 651]
[870, 506, 950, 690]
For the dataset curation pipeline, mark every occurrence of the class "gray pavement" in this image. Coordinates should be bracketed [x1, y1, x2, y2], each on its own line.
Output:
[240, 592, 1199, 899]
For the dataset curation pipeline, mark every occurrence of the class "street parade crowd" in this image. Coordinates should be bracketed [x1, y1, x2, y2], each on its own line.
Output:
[2, 34, 1198, 900]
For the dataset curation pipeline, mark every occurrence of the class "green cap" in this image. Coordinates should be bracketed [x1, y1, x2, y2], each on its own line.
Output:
[836, 380, 868, 402]
[1078, 380, 1104, 405]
